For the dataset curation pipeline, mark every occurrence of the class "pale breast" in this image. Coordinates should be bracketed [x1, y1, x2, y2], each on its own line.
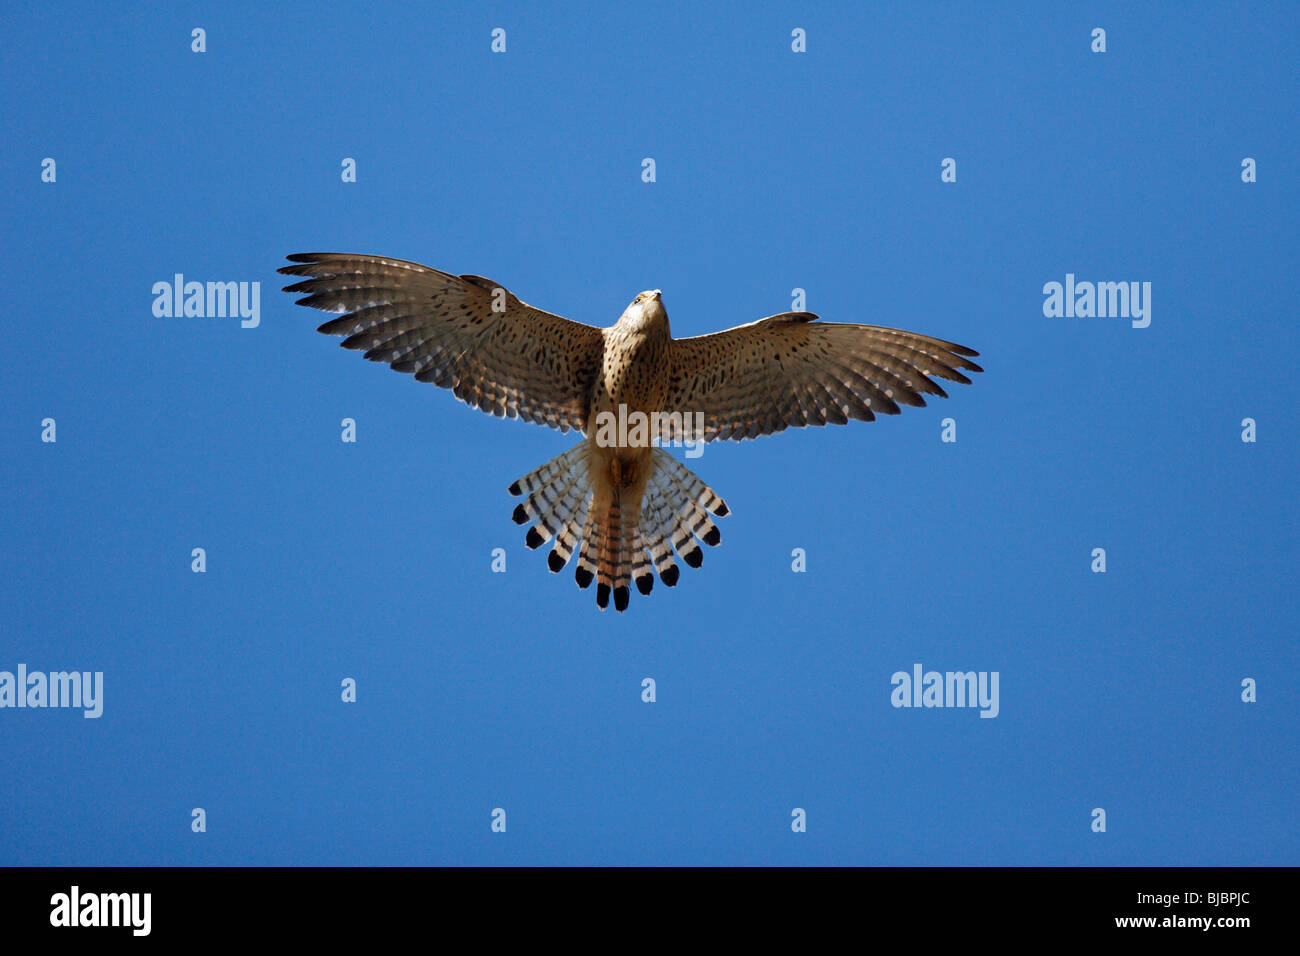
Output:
[587, 327, 671, 451]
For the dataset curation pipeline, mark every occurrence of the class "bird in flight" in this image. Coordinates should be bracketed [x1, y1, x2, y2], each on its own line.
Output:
[279, 253, 982, 612]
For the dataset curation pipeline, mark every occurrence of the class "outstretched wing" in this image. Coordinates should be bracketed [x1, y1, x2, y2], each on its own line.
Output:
[279, 253, 606, 433]
[663, 312, 982, 442]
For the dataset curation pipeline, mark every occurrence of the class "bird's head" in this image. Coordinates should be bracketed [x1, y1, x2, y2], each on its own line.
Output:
[619, 289, 668, 332]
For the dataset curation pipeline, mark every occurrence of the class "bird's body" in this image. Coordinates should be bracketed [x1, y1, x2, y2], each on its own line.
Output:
[280, 253, 982, 612]
[590, 295, 671, 482]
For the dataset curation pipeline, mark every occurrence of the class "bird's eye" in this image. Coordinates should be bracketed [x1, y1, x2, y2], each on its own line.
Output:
[634, 294, 644, 304]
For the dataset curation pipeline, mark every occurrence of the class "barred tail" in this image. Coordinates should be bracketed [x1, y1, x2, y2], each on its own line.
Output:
[509, 443, 728, 613]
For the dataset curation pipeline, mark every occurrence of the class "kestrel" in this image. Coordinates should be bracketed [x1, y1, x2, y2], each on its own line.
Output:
[279, 253, 983, 611]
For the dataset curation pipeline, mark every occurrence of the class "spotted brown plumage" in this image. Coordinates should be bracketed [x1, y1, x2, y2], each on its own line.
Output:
[279, 253, 604, 432]
[280, 253, 983, 612]
[664, 316, 982, 441]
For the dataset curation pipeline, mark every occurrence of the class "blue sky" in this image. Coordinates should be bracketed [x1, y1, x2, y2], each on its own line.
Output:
[2, 1, 1296, 865]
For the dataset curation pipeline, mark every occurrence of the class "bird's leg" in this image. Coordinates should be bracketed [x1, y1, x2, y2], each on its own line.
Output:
[609, 457, 638, 489]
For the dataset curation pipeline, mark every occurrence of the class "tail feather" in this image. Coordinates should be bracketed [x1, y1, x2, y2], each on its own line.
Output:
[510, 443, 587, 545]
[523, 460, 588, 547]
[677, 494, 723, 548]
[667, 505, 705, 569]
[595, 492, 621, 609]
[541, 460, 594, 566]
[647, 450, 726, 571]
[612, 496, 640, 611]
[640, 471, 681, 584]
[631, 527, 654, 595]
[548, 507, 585, 571]
[509, 441, 727, 612]
[656, 456, 728, 517]
[574, 528, 597, 589]
[508, 442, 586, 500]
